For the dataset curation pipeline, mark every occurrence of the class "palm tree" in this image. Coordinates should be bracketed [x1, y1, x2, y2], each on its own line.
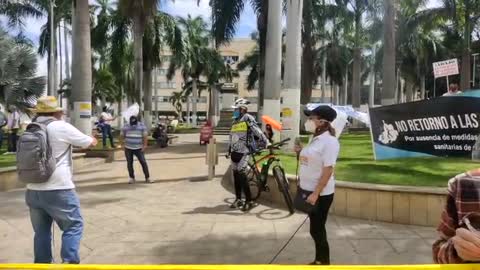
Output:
[263, 0, 282, 124]
[382, 0, 396, 105]
[169, 91, 186, 118]
[0, 27, 45, 110]
[210, 0, 268, 115]
[0, 0, 43, 30]
[436, 0, 479, 91]
[283, 0, 303, 142]
[118, 0, 160, 112]
[168, 15, 210, 127]
[396, 0, 445, 100]
[340, 0, 375, 108]
[142, 12, 182, 129]
[71, 0, 92, 134]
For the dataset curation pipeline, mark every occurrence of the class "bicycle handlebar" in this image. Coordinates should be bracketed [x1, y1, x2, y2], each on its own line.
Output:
[250, 137, 291, 156]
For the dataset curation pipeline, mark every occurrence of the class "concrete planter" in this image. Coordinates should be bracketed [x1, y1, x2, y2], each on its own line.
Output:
[222, 167, 446, 226]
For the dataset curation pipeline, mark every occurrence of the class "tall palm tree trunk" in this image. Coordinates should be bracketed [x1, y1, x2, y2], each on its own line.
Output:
[352, 9, 362, 108]
[382, 0, 396, 105]
[282, 0, 303, 145]
[71, 0, 92, 134]
[420, 73, 426, 99]
[460, 7, 472, 91]
[133, 16, 144, 108]
[257, 0, 268, 120]
[192, 79, 198, 126]
[263, 0, 282, 132]
[301, 0, 313, 105]
[64, 20, 70, 80]
[58, 25, 63, 92]
[143, 67, 153, 130]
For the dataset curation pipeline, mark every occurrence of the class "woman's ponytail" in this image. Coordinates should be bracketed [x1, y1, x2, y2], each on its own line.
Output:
[315, 121, 336, 137]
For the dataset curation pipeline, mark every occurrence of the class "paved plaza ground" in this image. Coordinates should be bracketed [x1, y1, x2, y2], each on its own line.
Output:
[0, 134, 437, 265]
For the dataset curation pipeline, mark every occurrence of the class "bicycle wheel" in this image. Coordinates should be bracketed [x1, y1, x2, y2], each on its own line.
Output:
[273, 165, 294, 214]
[246, 165, 262, 200]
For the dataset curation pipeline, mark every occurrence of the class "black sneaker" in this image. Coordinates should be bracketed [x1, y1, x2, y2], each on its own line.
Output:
[230, 199, 243, 209]
[242, 201, 254, 212]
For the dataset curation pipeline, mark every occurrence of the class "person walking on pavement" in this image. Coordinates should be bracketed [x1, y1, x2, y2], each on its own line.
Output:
[121, 115, 152, 184]
[295, 105, 340, 265]
[99, 106, 116, 148]
[5, 106, 21, 154]
[227, 98, 268, 211]
[23, 96, 97, 264]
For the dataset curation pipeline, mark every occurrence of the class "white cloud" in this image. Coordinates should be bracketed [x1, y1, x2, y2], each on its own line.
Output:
[163, 0, 211, 20]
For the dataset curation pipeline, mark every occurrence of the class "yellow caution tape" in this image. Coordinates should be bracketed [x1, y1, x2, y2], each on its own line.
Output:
[1, 265, 480, 270]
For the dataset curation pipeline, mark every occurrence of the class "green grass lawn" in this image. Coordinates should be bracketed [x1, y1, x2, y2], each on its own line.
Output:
[278, 133, 480, 187]
[0, 147, 16, 168]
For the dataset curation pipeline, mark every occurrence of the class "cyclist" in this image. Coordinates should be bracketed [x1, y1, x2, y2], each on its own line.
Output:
[227, 98, 268, 211]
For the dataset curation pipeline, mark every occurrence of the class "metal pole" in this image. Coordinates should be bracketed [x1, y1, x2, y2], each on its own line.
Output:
[433, 77, 436, 98]
[446, 76, 450, 93]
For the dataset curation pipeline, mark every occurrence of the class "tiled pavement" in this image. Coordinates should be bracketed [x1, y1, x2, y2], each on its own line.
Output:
[0, 134, 437, 265]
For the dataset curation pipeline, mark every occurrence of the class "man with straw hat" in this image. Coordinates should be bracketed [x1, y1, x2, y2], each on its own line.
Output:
[21, 96, 97, 263]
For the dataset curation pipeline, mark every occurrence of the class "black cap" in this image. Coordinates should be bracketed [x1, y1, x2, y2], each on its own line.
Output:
[303, 105, 337, 122]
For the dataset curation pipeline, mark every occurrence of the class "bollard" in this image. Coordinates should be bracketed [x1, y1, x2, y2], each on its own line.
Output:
[206, 137, 218, 180]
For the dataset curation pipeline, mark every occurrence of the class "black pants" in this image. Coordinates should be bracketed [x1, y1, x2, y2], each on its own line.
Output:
[8, 128, 18, 152]
[233, 170, 251, 202]
[309, 193, 334, 265]
[125, 149, 150, 179]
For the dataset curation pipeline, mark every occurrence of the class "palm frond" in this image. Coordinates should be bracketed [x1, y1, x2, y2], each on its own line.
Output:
[210, 0, 245, 45]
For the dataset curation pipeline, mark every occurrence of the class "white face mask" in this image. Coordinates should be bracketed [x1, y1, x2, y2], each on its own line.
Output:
[304, 120, 317, 133]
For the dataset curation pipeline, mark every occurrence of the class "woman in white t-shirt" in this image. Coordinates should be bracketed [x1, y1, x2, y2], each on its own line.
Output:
[295, 105, 340, 265]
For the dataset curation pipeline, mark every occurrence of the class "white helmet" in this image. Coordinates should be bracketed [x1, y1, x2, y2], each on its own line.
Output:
[231, 98, 250, 109]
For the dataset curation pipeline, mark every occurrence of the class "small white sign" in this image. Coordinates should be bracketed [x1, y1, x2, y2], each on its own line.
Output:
[433, 59, 459, 78]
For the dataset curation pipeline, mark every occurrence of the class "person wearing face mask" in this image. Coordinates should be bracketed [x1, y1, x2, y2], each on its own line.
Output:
[121, 115, 152, 184]
[294, 105, 340, 265]
[227, 98, 268, 211]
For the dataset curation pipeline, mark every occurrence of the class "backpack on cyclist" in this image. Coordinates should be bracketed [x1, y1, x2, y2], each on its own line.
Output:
[16, 119, 59, 184]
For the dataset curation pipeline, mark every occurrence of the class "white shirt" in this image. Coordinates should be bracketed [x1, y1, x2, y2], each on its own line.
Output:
[443, 91, 462, 96]
[27, 117, 93, 191]
[101, 112, 113, 124]
[299, 132, 340, 195]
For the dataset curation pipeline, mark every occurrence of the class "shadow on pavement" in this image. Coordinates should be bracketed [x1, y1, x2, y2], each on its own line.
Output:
[182, 198, 293, 221]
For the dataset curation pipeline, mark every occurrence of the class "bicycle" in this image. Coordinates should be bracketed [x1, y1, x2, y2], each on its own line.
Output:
[246, 138, 295, 214]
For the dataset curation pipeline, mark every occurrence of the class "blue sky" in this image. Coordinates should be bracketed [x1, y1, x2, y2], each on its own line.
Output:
[163, 0, 257, 38]
[1, 0, 443, 77]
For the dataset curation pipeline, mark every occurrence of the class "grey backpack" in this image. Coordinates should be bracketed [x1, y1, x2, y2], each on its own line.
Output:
[16, 119, 69, 184]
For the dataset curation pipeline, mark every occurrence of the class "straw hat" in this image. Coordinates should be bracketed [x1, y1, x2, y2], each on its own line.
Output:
[32, 96, 64, 113]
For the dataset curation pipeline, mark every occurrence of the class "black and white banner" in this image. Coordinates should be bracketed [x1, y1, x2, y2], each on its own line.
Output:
[369, 91, 480, 160]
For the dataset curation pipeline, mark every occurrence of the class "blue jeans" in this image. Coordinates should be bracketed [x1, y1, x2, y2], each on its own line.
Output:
[25, 189, 84, 264]
[101, 124, 115, 147]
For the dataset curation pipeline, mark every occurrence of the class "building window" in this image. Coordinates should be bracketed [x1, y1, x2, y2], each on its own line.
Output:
[156, 82, 176, 89]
